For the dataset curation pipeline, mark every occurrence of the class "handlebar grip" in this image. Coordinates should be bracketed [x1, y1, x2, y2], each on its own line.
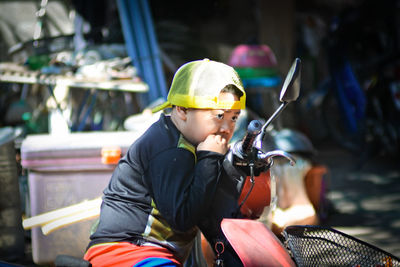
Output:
[241, 120, 262, 154]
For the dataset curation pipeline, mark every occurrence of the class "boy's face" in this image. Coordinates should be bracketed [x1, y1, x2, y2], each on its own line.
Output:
[182, 92, 241, 146]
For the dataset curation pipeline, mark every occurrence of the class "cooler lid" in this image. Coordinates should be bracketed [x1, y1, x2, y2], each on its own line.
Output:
[21, 130, 143, 171]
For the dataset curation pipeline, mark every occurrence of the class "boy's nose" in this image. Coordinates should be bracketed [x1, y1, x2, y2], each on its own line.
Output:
[220, 120, 232, 133]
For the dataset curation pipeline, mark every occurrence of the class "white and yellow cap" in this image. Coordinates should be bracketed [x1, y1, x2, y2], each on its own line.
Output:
[152, 59, 246, 112]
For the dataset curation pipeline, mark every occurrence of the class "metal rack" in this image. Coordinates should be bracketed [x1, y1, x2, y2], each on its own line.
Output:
[0, 62, 148, 93]
[0, 62, 149, 133]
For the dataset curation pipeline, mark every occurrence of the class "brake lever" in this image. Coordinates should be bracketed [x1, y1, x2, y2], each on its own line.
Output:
[257, 150, 296, 166]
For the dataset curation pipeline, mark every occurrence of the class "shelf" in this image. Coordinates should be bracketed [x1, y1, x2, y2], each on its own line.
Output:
[0, 62, 148, 93]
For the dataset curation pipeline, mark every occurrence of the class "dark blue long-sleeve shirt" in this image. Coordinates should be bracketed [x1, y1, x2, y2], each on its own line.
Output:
[88, 113, 224, 262]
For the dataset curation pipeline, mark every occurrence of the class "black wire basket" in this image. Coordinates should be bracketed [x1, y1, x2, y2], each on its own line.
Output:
[283, 225, 400, 267]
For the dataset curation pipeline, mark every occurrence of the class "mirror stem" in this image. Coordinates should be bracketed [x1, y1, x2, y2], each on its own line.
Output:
[254, 101, 288, 150]
[261, 101, 288, 133]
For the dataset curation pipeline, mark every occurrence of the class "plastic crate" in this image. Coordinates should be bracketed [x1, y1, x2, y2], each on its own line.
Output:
[0, 127, 24, 261]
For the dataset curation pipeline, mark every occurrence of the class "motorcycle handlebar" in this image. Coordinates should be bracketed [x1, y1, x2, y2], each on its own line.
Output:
[240, 120, 262, 155]
[257, 150, 296, 166]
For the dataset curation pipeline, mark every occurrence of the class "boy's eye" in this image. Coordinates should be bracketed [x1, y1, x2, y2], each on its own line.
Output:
[231, 116, 238, 122]
[216, 113, 224, 120]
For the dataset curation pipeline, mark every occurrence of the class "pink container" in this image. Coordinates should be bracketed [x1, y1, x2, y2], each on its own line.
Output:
[21, 131, 142, 265]
[228, 44, 278, 68]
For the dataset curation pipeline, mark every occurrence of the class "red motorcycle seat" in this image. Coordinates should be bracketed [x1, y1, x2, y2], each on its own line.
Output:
[221, 219, 296, 267]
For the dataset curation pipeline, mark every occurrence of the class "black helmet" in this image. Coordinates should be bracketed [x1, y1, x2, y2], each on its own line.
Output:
[263, 128, 316, 157]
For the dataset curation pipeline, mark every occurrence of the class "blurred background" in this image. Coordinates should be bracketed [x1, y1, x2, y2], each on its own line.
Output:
[0, 0, 399, 266]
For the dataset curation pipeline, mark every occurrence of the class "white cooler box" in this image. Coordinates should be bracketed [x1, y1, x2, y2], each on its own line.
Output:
[21, 131, 143, 265]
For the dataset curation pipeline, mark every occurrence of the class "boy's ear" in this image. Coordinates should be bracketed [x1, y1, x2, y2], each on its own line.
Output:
[175, 106, 188, 121]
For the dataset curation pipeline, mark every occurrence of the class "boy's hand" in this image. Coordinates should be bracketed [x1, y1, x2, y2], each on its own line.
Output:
[197, 134, 228, 154]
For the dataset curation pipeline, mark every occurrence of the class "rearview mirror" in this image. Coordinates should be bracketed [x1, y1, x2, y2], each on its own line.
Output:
[280, 58, 301, 103]
[254, 58, 302, 149]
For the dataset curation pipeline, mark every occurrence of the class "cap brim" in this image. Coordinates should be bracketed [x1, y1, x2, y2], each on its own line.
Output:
[151, 101, 172, 113]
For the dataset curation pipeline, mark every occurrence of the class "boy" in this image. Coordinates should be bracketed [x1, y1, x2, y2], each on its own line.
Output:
[84, 59, 246, 266]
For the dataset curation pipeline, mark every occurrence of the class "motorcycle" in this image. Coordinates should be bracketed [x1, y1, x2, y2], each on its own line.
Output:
[190, 58, 400, 267]
[55, 58, 400, 267]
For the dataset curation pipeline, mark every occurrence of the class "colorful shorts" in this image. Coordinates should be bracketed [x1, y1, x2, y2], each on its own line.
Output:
[84, 242, 180, 267]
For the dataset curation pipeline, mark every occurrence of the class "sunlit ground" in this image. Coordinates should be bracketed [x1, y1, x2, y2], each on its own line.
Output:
[317, 144, 400, 257]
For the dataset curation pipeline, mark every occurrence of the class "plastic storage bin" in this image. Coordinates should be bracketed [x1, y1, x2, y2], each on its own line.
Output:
[21, 131, 142, 265]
